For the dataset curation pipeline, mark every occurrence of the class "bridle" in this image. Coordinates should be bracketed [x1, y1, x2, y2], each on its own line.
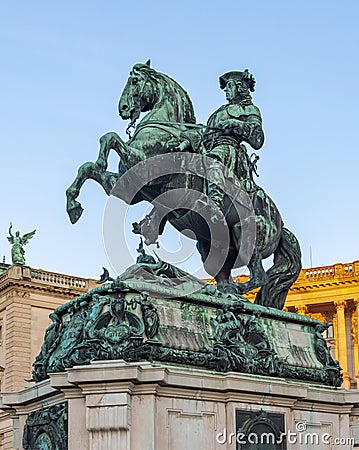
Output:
[125, 69, 159, 138]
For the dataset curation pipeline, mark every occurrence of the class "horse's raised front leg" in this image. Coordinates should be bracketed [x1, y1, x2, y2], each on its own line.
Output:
[66, 132, 127, 224]
[95, 132, 121, 171]
[96, 131, 143, 168]
[66, 162, 120, 224]
[98, 131, 146, 167]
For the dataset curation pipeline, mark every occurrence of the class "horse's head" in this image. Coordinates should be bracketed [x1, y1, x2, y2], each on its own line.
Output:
[119, 60, 196, 125]
[119, 59, 158, 122]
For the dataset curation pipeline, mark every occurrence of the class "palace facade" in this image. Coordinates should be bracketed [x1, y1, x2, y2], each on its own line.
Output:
[0, 264, 97, 449]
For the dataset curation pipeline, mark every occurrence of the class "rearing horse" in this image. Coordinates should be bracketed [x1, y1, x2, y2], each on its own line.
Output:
[66, 61, 301, 309]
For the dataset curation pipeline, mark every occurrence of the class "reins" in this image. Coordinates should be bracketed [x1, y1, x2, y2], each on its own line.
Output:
[126, 119, 225, 144]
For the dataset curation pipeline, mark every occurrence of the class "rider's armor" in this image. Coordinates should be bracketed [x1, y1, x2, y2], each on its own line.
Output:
[202, 100, 264, 221]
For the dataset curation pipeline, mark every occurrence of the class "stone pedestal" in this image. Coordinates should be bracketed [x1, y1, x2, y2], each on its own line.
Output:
[1, 269, 352, 448]
[2, 360, 359, 449]
[31, 274, 342, 388]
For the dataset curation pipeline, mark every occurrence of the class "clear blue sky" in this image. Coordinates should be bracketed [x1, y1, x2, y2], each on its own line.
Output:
[1, 1, 358, 279]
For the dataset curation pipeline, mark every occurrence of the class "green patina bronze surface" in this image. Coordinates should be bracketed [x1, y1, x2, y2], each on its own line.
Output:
[38, 62, 341, 390]
[23, 403, 68, 450]
[7, 223, 36, 265]
[65, 61, 301, 309]
[32, 257, 342, 387]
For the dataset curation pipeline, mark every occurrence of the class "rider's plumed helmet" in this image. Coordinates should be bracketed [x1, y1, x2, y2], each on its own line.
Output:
[219, 69, 256, 92]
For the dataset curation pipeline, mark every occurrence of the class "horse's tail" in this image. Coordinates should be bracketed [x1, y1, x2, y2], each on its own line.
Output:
[255, 227, 302, 309]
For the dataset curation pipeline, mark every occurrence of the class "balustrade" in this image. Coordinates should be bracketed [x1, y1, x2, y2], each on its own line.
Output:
[30, 269, 87, 289]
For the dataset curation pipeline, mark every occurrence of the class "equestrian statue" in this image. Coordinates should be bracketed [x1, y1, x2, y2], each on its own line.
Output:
[66, 60, 301, 309]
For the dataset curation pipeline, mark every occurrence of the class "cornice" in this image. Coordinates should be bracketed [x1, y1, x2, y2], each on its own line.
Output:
[290, 277, 359, 292]
[0, 265, 95, 293]
[208, 261, 359, 297]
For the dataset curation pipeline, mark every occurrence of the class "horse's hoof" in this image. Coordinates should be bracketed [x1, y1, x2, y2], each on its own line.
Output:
[217, 282, 248, 296]
[201, 284, 217, 295]
[67, 204, 84, 224]
[223, 283, 240, 295]
[217, 282, 237, 294]
[232, 283, 247, 294]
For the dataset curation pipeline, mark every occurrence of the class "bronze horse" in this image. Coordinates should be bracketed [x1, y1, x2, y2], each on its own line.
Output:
[66, 61, 301, 309]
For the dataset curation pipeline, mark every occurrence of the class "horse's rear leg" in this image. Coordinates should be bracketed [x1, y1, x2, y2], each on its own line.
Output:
[235, 250, 268, 294]
[255, 228, 301, 309]
[197, 240, 236, 292]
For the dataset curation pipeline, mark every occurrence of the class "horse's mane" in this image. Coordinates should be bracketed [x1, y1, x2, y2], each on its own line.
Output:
[132, 64, 196, 124]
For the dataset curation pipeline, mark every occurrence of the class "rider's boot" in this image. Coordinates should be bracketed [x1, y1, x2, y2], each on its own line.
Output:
[207, 184, 226, 224]
[203, 159, 228, 224]
[194, 191, 226, 225]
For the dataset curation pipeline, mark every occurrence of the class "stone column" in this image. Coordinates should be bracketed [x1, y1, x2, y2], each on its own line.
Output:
[353, 300, 359, 389]
[333, 313, 339, 361]
[335, 300, 351, 389]
[324, 311, 336, 361]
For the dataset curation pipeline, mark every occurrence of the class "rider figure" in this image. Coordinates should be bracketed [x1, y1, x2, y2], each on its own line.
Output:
[133, 69, 265, 242]
[202, 69, 264, 221]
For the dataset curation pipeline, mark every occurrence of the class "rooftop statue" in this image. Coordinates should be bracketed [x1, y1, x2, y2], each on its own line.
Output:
[7, 223, 36, 265]
[66, 61, 301, 309]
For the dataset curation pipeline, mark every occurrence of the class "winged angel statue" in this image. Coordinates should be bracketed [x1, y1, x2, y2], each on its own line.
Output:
[7, 224, 36, 265]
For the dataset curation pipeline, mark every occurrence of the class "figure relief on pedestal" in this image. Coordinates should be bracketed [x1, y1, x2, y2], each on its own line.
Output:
[66, 60, 301, 309]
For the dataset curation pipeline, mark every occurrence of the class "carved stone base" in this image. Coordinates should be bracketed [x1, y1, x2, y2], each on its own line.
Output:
[31, 268, 342, 387]
[1, 361, 358, 450]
